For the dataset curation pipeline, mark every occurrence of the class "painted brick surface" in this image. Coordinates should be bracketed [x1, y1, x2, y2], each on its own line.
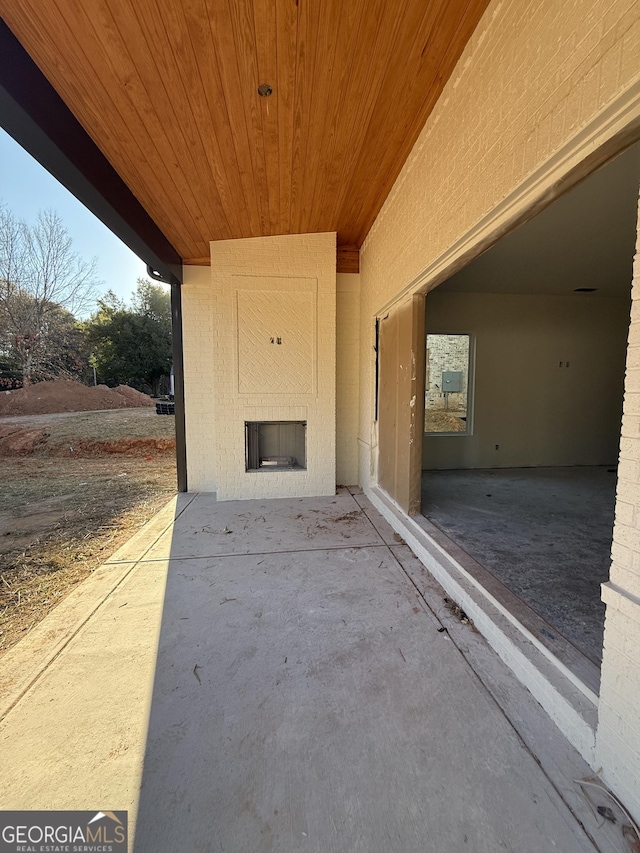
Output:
[237, 288, 315, 394]
[596, 189, 640, 820]
[182, 264, 217, 491]
[208, 233, 336, 501]
[184, 262, 358, 493]
[336, 273, 361, 486]
[355, 0, 640, 817]
[358, 0, 640, 488]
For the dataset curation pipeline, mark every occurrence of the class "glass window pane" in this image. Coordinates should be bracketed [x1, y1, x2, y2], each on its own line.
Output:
[425, 334, 470, 434]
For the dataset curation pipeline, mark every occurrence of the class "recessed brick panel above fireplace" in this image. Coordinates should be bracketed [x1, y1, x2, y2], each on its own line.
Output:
[236, 286, 316, 395]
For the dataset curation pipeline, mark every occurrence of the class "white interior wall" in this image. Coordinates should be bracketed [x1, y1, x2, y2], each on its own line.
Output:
[423, 292, 630, 470]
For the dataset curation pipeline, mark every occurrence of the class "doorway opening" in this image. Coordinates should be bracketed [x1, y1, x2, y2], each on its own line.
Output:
[421, 141, 640, 685]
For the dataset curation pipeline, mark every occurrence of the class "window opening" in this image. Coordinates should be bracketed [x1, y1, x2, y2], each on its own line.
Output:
[425, 333, 471, 434]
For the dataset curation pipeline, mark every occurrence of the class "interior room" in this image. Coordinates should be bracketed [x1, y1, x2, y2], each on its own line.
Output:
[421, 141, 640, 674]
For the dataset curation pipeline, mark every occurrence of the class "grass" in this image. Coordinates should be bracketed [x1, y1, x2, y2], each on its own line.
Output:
[19, 407, 177, 441]
[0, 409, 177, 655]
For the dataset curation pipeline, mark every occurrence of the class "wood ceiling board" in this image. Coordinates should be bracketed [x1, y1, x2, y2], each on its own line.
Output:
[125, 0, 233, 244]
[315, 0, 394, 233]
[299, 0, 366, 233]
[300, 0, 364, 235]
[5, 0, 182, 240]
[55, 0, 228, 254]
[335, 0, 451, 242]
[229, 0, 271, 235]
[153, 0, 243, 241]
[274, 0, 298, 236]
[182, 1, 254, 239]
[253, 0, 281, 233]
[1, 0, 491, 259]
[66, 1, 199, 231]
[338, 0, 485, 246]
[288, 0, 323, 235]
[337, 246, 360, 274]
[324, 1, 414, 231]
[45, 0, 209, 254]
[210, 0, 266, 239]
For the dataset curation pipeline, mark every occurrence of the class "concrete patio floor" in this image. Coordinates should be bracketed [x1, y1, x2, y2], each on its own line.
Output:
[0, 489, 629, 852]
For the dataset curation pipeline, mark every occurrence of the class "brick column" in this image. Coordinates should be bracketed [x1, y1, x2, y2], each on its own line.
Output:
[596, 183, 640, 820]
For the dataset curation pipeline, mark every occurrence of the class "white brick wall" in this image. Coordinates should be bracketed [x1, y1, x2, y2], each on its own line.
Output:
[358, 0, 640, 488]
[336, 273, 360, 486]
[596, 188, 640, 818]
[183, 248, 358, 494]
[356, 0, 640, 817]
[182, 264, 217, 491]
[201, 232, 336, 501]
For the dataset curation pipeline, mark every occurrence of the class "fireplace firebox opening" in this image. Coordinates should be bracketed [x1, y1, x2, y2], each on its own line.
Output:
[245, 421, 307, 472]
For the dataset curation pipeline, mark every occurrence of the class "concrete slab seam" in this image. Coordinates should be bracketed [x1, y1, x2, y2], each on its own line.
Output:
[403, 525, 599, 760]
[373, 486, 599, 703]
[365, 486, 598, 764]
[384, 542, 604, 853]
[112, 542, 392, 564]
[103, 492, 198, 564]
[0, 493, 197, 723]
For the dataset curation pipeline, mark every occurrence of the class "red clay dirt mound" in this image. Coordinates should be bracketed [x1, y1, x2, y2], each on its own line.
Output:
[0, 379, 154, 416]
[0, 426, 175, 457]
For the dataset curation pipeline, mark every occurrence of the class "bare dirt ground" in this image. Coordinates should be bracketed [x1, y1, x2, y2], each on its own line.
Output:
[0, 408, 176, 457]
[425, 409, 467, 432]
[0, 408, 177, 656]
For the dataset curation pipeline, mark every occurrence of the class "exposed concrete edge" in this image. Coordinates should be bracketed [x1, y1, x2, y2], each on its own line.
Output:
[0, 492, 197, 720]
[602, 581, 640, 626]
[103, 492, 195, 563]
[366, 484, 598, 765]
[413, 510, 601, 693]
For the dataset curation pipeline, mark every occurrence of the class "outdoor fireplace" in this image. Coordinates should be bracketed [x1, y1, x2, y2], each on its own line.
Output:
[205, 232, 335, 499]
[245, 421, 307, 471]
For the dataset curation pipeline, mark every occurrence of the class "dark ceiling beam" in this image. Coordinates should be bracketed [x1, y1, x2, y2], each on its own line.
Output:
[0, 18, 182, 286]
[337, 245, 360, 274]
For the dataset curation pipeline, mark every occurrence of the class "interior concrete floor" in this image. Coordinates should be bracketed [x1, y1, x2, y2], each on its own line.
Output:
[0, 489, 621, 853]
[421, 466, 617, 665]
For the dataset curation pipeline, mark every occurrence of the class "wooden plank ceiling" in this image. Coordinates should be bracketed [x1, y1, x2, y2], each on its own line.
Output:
[1, 0, 490, 267]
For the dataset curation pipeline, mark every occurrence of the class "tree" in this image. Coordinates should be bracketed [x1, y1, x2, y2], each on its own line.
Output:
[0, 204, 99, 384]
[86, 280, 172, 395]
[131, 277, 172, 329]
[0, 302, 21, 389]
[0, 292, 91, 385]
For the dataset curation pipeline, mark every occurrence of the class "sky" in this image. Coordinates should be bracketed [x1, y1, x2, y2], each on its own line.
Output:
[0, 127, 150, 310]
